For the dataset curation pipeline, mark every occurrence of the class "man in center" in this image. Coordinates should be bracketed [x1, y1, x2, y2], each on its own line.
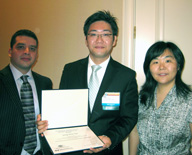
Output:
[60, 10, 138, 155]
[38, 10, 138, 155]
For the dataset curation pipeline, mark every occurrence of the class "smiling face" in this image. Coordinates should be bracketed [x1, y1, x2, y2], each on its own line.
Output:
[149, 49, 178, 87]
[8, 36, 38, 74]
[85, 21, 117, 64]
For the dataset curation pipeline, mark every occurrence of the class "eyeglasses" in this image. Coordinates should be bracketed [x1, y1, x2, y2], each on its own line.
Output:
[87, 33, 113, 40]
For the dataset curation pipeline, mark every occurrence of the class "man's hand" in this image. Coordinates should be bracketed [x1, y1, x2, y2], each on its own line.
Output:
[83, 135, 111, 154]
[36, 114, 48, 137]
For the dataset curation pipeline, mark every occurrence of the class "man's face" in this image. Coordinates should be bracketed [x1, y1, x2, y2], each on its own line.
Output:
[85, 21, 117, 64]
[8, 36, 38, 74]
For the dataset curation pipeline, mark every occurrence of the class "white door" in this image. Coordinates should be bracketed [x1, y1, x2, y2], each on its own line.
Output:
[135, 0, 192, 89]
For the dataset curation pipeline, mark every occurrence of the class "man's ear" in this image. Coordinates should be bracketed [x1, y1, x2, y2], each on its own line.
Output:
[8, 48, 12, 57]
[112, 36, 117, 47]
[85, 36, 88, 47]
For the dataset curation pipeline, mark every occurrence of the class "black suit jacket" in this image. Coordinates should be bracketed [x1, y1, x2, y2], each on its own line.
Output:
[59, 57, 138, 155]
[0, 65, 52, 155]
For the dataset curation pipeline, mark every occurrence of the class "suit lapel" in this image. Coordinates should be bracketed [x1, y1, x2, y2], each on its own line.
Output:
[32, 72, 42, 112]
[78, 57, 89, 88]
[1, 66, 24, 115]
[77, 57, 92, 117]
[89, 58, 119, 119]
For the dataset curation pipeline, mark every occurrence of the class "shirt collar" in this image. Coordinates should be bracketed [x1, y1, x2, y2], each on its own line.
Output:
[88, 56, 110, 69]
[9, 63, 33, 81]
[153, 85, 176, 109]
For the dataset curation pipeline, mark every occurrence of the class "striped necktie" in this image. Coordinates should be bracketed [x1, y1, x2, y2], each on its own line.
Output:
[88, 65, 101, 112]
[20, 75, 37, 154]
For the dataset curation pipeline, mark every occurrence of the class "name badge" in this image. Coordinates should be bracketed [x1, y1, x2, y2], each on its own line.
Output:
[102, 92, 120, 110]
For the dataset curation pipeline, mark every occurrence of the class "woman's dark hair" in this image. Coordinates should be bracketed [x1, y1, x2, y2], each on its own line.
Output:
[140, 41, 191, 106]
[83, 10, 118, 38]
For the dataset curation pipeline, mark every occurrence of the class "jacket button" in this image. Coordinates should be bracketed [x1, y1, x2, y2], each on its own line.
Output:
[20, 142, 24, 146]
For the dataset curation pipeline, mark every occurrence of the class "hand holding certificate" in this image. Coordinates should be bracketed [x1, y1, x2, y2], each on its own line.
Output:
[41, 89, 104, 154]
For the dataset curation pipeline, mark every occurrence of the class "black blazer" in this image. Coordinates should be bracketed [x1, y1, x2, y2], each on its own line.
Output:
[59, 57, 138, 155]
[0, 65, 52, 155]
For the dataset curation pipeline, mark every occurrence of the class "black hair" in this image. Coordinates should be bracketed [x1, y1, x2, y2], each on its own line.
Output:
[83, 10, 118, 38]
[140, 41, 191, 106]
[10, 29, 38, 48]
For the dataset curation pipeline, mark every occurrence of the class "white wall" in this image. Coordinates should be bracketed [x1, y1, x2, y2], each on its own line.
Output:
[164, 0, 192, 85]
[135, 0, 192, 90]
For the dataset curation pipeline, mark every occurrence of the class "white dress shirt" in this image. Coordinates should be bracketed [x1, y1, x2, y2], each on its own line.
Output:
[9, 63, 40, 155]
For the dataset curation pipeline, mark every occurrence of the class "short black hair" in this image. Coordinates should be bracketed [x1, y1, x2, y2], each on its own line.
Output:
[10, 29, 38, 48]
[83, 10, 118, 37]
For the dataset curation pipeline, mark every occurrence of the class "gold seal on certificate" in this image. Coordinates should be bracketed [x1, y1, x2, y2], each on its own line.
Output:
[41, 89, 103, 154]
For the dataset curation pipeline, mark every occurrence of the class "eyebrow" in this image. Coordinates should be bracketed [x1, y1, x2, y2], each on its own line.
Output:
[16, 43, 37, 47]
[88, 29, 112, 33]
[154, 55, 174, 60]
[16, 43, 25, 46]
[165, 55, 174, 58]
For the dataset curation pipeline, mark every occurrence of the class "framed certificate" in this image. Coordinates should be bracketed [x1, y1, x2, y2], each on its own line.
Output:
[41, 89, 103, 154]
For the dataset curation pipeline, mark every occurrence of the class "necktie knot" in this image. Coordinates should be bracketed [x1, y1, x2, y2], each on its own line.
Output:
[91, 65, 101, 72]
[21, 75, 29, 83]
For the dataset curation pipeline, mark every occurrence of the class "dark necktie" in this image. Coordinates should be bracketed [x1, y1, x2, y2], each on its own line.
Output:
[20, 75, 37, 154]
[88, 65, 101, 112]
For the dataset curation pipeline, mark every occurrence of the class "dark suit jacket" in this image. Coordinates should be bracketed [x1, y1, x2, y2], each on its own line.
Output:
[0, 65, 53, 155]
[59, 57, 138, 155]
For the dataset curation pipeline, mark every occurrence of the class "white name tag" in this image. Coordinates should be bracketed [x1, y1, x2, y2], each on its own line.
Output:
[102, 92, 120, 110]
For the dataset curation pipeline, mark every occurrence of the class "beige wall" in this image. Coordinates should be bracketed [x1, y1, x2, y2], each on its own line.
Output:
[0, 0, 123, 88]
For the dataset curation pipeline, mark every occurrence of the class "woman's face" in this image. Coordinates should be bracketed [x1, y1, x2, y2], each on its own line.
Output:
[149, 49, 178, 87]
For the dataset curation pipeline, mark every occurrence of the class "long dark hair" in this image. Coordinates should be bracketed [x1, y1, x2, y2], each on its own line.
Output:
[140, 41, 191, 106]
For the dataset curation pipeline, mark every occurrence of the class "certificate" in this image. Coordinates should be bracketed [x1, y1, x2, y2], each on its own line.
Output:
[41, 89, 104, 154]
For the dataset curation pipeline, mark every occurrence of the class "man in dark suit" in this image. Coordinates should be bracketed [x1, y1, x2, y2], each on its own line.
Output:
[0, 29, 52, 155]
[38, 11, 138, 155]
